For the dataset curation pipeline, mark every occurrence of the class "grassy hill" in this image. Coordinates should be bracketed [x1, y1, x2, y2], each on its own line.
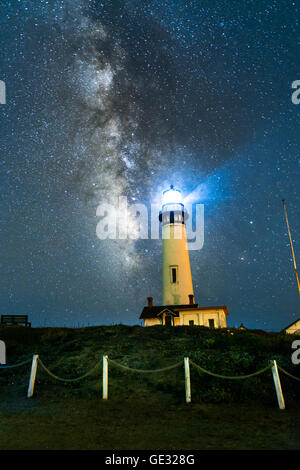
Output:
[0, 324, 300, 449]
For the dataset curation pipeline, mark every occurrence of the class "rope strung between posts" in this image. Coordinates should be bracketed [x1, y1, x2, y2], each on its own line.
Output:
[189, 359, 272, 380]
[277, 365, 300, 382]
[0, 358, 32, 369]
[37, 358, 101, 383]
[108, 358, 183, 374]
[2, 356, 298, 386]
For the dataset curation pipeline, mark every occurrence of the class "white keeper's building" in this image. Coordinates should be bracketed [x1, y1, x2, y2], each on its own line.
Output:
[283, 318, 300, 335]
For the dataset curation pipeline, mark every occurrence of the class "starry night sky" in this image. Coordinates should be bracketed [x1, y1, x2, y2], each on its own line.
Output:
[0, 0, 299, 329]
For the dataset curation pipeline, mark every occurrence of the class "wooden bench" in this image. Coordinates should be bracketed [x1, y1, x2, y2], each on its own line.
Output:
[1, 315, 31, 327]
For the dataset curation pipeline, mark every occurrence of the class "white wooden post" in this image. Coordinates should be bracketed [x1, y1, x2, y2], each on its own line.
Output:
[271, 360, 285, 410]
[27, 354, 39, 398]
[103, 355, 108, 400]
[0, 340, 6, 364]
[184, 357, 191, 403]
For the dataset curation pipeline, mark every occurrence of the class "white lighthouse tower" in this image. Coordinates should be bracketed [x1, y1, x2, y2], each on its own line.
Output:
[139, 185, 229, 328]
[159, 185, 194, 305]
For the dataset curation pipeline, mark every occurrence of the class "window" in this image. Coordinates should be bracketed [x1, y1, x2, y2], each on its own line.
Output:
[209, 319, 215, 329]
[189, 320, 194, 326]
[170, 266, 178, 283]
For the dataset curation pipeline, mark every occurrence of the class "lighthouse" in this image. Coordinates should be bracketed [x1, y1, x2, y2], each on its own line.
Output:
[160, 185, 194, 306]
[139, 185, 229, 328]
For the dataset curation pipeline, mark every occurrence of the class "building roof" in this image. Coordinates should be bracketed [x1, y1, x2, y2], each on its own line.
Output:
[140, 304, 196, 319]
[140, 304, 229, 319]
[282, 318, 300, 331]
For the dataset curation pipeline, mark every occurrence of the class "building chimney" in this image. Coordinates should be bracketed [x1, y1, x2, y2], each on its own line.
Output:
[147, 297, 153, 308]
[188, 294, 194, 305]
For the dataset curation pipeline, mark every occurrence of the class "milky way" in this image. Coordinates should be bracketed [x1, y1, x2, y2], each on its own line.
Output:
[0, 0, 299, 328]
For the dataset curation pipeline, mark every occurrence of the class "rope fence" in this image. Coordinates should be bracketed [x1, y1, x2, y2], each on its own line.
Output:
[38, 358, 101, 383]
[1, 354, 300, 409]
[189, 359, 272, 380]
[277, 365, 300, 382]
[0, 358, 32, 369]
[108, 357, 183, 374]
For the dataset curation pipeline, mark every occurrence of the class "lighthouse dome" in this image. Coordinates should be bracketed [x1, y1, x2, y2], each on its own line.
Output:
[162, 185, 182, 205]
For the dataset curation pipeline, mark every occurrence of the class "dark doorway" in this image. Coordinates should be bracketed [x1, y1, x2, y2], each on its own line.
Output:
[165, 315, 172, 327]
[209, 319, 215, 329]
